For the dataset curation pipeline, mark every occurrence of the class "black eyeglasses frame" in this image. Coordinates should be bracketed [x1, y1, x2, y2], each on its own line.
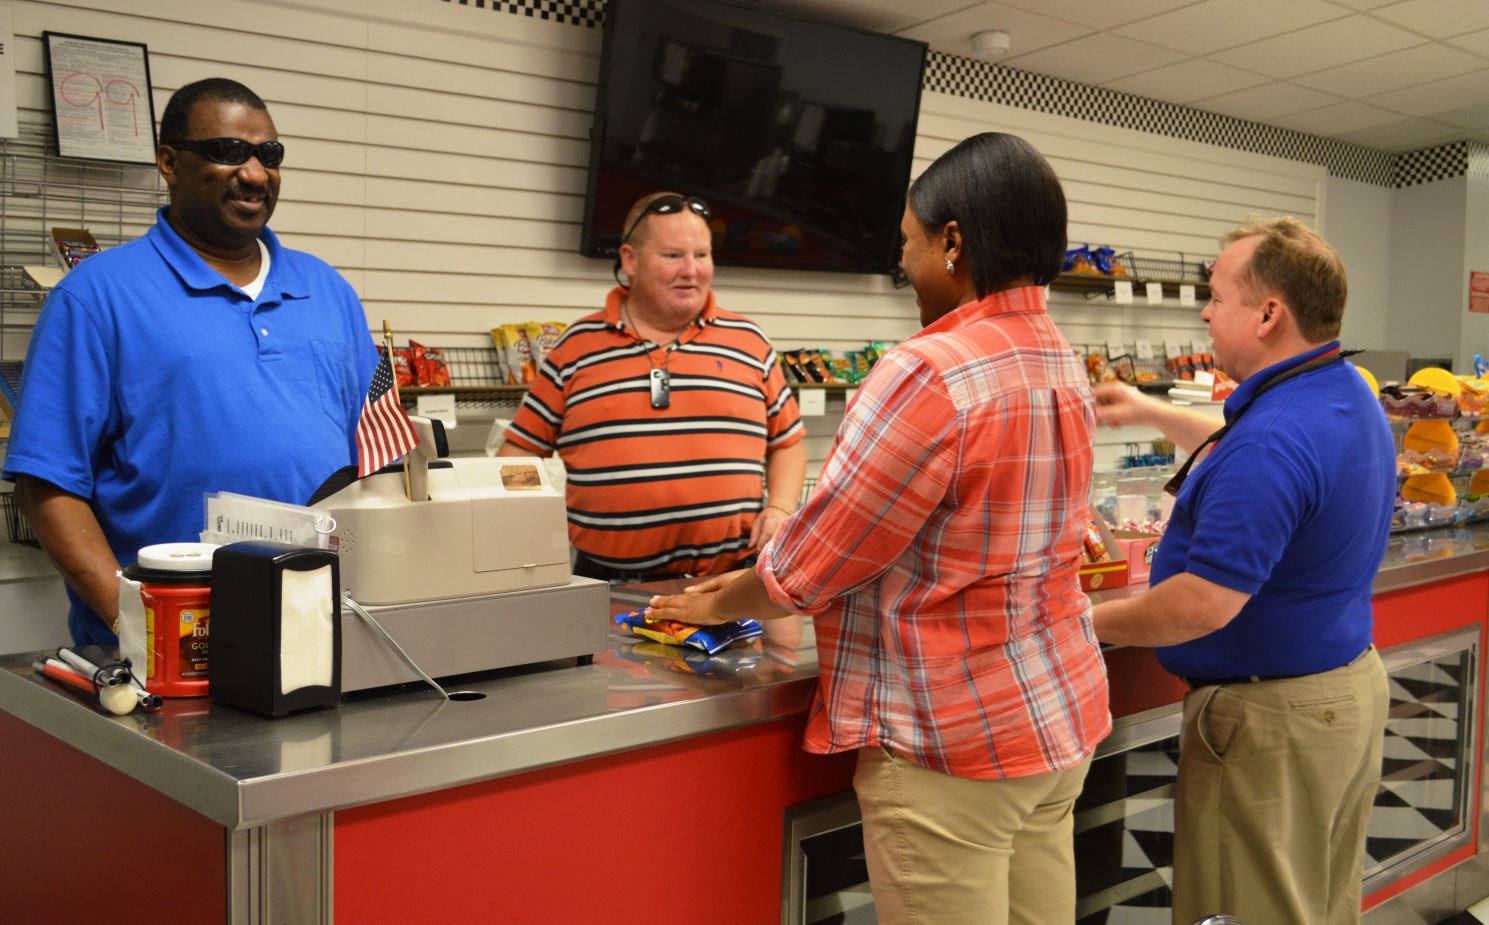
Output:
[166, 137, 286, 169]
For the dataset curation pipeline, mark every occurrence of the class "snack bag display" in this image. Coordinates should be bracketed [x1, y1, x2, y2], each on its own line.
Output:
[408, 340, 452, 387]
[391, 347, 415, 388]
[612, 610, 763, 655]
[498, 323, 537, 384]
[1063, 246, 1098, 275]
[1085, 352, 1118, 386]
[531, 322, 567, 374]
[489, 327, 513, 384]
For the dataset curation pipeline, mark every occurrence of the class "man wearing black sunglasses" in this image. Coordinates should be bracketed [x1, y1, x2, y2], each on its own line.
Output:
[5, 78, 377, 646]
[498, 191, 805, 582]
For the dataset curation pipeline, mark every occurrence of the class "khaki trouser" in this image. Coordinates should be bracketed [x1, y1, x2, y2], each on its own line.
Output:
[1172, 647, 1389, 925]
[854, 746, 1092, 925]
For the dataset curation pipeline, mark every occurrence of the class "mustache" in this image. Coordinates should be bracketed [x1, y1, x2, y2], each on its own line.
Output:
[226, 183, 271, 199]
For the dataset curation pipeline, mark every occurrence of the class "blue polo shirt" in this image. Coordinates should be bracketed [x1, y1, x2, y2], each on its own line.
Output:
[4, 209, 378, 645]
[1151, 342, 1395, 680]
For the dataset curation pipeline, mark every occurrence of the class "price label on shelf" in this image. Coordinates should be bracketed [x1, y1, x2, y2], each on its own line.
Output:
[1180, 284, 1197, 307]
[1106, 337, 1126, 357]
[1113, 280, 1134, 304]
[797, 388, 826, 416]
[1135, 339, 1154, 360]
[1145, 282, 1164, 305]
[1164, 340, 1182, 358]
[415, 393, 458, 428]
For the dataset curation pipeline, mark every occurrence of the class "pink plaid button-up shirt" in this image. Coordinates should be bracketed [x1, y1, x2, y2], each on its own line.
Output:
[759, 286, 1110, 779]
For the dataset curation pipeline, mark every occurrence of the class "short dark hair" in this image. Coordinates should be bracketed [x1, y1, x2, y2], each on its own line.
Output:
[1223, 217, 1347, 341]
[907, 133, 1067, 294]
[159, 78, 267, 145]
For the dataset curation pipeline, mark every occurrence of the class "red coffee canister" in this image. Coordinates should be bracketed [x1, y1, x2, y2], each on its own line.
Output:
[122, 543, 216, 698]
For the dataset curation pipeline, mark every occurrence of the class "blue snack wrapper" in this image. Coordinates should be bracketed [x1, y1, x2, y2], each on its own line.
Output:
[612, 609, 763, 655]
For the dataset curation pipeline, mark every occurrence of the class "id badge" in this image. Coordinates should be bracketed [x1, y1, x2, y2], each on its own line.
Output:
[650, 368, 670, 409]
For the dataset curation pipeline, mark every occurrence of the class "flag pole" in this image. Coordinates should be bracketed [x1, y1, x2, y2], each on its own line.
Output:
[382, 320, 414, 501]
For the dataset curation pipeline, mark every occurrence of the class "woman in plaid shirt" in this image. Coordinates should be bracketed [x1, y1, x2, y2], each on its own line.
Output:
[649, 133, 1109, 924]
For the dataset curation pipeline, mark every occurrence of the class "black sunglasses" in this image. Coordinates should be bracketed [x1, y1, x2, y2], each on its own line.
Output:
[621, 195, 711, 243]
[168, 137, 286, 169]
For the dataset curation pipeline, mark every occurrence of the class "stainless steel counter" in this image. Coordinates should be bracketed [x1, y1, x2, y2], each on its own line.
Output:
[2, 523, 1486, 833]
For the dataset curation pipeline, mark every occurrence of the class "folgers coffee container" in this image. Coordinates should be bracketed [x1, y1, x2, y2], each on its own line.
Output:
[122, 543, 216, 698]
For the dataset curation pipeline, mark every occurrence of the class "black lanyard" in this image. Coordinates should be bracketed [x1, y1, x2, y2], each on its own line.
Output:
[1163, 351, 1346, 497]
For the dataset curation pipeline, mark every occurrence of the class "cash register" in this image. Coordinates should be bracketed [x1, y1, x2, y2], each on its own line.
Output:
[311, 419, 609, 693]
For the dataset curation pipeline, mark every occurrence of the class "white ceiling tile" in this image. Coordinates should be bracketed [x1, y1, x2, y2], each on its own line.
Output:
[1002, 32, 1191, 85]
[1271, 100, 1408, 133]
[1370, 0, 1489, 40]
[1209, 16, 1423, 78]
[1335, 117, 1463, 150]
[1365, 67, 1489, 115]
[1110, 0, 1348, 55]
[981, 0, 1207, 31]
[1104, 58, 1272, 104]
[1192, 82, 1345, 121]
[1292, 43, 1487, 96]
[1445, 28, 1489, 58]
[1429, 101, 1489, 129]
[895, 2, 1095, 59]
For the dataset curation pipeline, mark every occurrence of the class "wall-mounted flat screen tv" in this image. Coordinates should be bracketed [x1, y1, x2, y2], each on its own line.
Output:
[580, 0, 928, 276]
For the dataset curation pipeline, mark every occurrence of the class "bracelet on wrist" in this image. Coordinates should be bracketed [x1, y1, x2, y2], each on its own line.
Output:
[764, 504, 794, 516]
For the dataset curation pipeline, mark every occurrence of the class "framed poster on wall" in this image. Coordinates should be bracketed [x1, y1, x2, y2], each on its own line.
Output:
[42, 31, 156, 163]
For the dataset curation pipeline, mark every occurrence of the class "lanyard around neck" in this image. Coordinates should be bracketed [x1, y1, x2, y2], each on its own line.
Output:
[1163, 350, 1345, 497]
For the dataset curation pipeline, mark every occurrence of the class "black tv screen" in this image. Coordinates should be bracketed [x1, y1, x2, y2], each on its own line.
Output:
[581, 0, 928, 276]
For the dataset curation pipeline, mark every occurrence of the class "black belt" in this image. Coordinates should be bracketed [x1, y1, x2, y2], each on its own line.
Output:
[1183, 646, 1372, 689]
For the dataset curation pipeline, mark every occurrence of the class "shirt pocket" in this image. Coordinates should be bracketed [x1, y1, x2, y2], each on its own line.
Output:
[309, 338, 361, 431]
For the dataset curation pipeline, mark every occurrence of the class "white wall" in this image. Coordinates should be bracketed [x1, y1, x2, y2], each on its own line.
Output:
[7, 0, 1329, 476]
[1458, 175, 1489, 373]
[1324, 176, 1393, 352]
[1387, 177, 1467, 365]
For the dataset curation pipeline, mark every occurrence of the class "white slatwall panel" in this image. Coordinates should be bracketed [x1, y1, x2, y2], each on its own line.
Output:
[10, 0, 1326, 472]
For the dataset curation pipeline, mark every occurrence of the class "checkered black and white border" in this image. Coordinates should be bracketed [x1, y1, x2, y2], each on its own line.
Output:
[1393, 142, 1467, 188]
[923, 52, 1393, 186]
[441, 0, 603, 29]
[439, 1, 1477, 188]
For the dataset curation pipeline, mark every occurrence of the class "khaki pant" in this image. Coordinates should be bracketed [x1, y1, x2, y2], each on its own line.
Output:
[854, 746, 1092, 924]
[1172, 647, 1389, 925]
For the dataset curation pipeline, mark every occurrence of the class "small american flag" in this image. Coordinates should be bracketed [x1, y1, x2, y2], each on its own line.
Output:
[356, 347, 419, 477]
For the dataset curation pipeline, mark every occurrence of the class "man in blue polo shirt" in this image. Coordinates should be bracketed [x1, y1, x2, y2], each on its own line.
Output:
[5, 78, 376, 646]
[1092, 217, 1394, 925]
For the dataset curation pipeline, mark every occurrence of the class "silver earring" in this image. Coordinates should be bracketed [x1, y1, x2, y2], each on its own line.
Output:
[945, 259, 954, 273]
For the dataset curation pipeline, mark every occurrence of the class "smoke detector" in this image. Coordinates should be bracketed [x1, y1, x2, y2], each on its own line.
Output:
[971, 30, 1011, 61]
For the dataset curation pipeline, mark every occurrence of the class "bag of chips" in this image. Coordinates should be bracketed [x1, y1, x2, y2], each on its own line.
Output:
[391, 347, 415, 388]
[408, 340, 452, 387]
[611, 609, 763, 655]
[498, 323, 536, 385]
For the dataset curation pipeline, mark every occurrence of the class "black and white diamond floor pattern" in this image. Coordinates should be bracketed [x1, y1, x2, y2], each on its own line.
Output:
[1078, 659, 1464, 924]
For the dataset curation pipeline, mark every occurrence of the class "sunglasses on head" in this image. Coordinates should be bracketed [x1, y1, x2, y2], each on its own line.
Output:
[168, 137, 286, 169]
[621, 195, 711, 243]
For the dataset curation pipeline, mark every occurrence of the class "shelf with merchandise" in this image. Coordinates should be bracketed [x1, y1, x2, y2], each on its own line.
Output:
[1051, 251, 1212, 303]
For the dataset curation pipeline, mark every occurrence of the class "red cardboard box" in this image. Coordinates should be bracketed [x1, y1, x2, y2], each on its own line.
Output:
[1078, 508, 1128, 592]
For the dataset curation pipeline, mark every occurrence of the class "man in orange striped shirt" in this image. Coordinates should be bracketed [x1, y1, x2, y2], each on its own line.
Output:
[497, 193, 805, 580]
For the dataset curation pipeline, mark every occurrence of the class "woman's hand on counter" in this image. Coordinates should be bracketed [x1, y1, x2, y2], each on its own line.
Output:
[646, 567, 793, 625]
[647, 570, 748, 624]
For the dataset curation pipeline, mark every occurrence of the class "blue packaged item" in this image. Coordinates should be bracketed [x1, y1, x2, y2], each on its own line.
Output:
[1091, 246, 1118, 275]
[612, 609, 763, 655]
